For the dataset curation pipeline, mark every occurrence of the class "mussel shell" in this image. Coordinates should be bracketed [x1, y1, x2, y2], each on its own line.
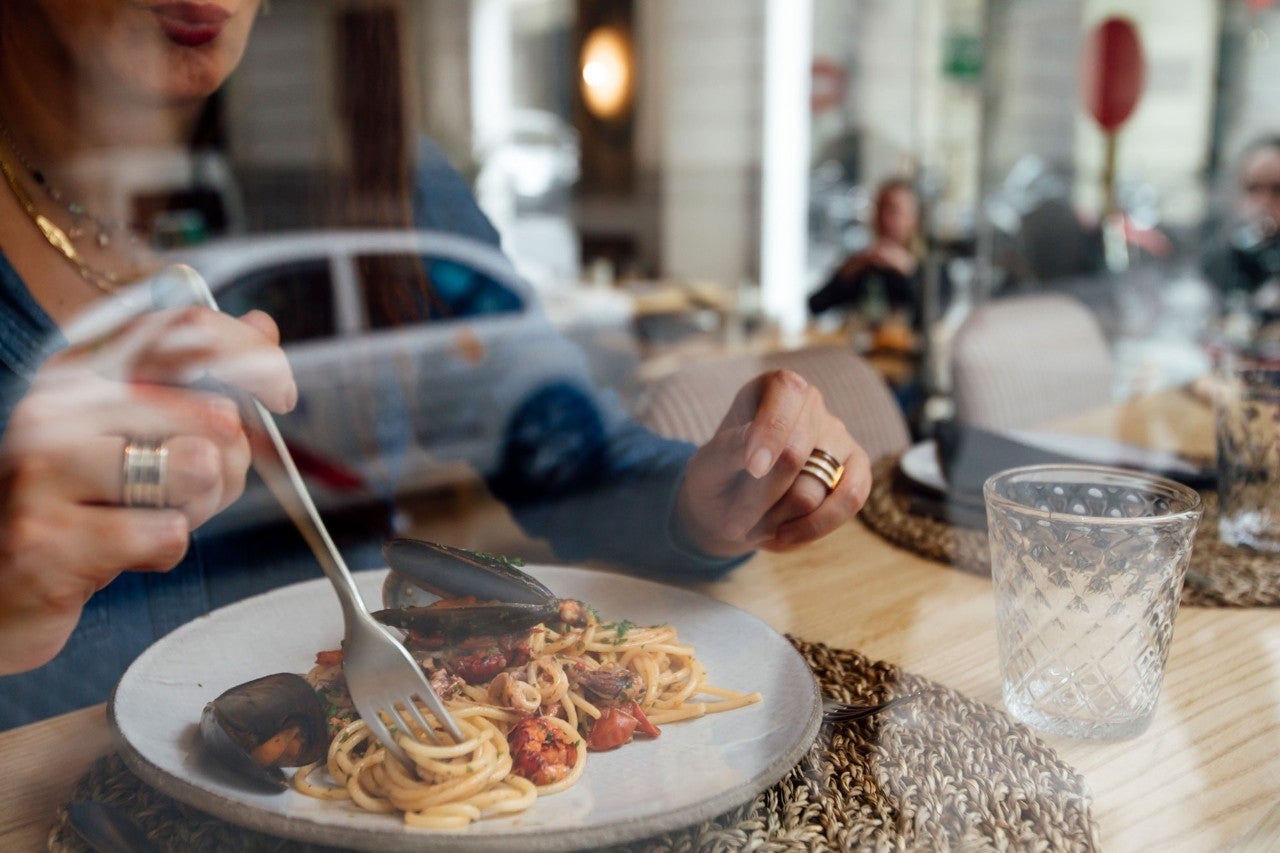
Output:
[381, 538, 554, 606]
[372, 600, 559, 638]
[200, 672, 328, 792]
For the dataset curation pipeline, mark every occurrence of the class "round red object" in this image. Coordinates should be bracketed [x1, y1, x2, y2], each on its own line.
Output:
[811, 58, 847, 114]
[1082, 17, 1145, 132]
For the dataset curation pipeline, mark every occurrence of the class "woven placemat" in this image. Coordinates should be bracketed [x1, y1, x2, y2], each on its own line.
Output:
[859, 454, 1280, 608]
[48, 638, 1099, 852]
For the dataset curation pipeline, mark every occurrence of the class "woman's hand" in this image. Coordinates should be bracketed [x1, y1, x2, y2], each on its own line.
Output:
[670, 370, 871, 559]
[0, 305, 296, 673]
[865, 239, 918, 277]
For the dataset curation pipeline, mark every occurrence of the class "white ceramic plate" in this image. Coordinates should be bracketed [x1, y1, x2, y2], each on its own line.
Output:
[109, 567, 820, 852]
[898, 431, 1205, 494]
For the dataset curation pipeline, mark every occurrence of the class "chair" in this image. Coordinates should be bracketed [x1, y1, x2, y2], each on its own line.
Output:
[949, 293, 1114, 430]
[635, 345, 911, 463]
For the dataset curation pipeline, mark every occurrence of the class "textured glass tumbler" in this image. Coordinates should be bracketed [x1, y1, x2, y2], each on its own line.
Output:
[1215, 358, 1280, 552]
[984, 465, 1202, 740]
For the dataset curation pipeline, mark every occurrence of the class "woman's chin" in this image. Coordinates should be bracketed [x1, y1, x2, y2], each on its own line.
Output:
[93, 10, 254, 104]
[103, 36, 247, 104]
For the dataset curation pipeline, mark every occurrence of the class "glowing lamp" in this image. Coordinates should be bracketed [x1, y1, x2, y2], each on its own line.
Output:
[580, 25, 632, 121]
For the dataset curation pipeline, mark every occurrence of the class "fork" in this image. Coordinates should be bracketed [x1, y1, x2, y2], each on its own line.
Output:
[822, 690, 925, 723]
[151, 265, 465, 763]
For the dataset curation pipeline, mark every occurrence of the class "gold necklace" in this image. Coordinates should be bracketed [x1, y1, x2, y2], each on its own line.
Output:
[0, 145, 149, 295]
[0, 119, 126, 249]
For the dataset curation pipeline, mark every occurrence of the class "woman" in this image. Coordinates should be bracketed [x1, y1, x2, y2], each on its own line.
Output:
[0, 1, 871, 727]
[808, 178, 923, 340]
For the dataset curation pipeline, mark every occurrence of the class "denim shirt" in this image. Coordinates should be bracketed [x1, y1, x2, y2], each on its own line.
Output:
[0, 140, 742, 729]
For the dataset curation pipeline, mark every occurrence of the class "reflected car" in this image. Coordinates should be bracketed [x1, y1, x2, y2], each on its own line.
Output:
[170, 230, 611, 521]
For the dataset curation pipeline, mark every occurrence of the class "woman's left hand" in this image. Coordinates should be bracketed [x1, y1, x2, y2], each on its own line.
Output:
[670, 370, 872, 558]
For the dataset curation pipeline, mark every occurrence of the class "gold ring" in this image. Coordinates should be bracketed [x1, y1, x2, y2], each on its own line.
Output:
[122, 437, 169, 508]
[799, 448, 844, 494]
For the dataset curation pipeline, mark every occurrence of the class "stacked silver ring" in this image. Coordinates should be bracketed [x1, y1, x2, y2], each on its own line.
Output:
[122, 438, 169, 508]
[800, 447, 845, 494]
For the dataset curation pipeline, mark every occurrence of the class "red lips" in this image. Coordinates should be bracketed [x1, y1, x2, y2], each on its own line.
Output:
[151, 3, 231, 47]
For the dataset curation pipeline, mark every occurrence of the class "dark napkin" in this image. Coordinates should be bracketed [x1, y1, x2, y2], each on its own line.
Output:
[901, 421, 1214, 530]
[934, 419, 1216, 497]
[904, 486, 989, 529]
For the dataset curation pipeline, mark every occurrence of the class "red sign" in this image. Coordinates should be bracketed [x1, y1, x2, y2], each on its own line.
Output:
[811, 58, 847, 114]
[1082, 17, 1145, 132]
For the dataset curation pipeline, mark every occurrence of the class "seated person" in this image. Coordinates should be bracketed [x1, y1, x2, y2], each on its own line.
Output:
[809, 178, 923, 351]
[0, 0, 872, 729]
[1202, 135, 1280, 324]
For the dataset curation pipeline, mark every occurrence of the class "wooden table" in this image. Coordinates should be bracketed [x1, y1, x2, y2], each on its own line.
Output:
[2, 389, 1278, 851]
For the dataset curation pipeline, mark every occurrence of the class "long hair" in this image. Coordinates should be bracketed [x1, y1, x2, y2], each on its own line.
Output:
[334, 6, 439, 327]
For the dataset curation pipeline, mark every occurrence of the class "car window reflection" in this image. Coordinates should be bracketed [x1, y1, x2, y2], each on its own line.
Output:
[357, 254, 524, 330]
[218, 259, 337, 344]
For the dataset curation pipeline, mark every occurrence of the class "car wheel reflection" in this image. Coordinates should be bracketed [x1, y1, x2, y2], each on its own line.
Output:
[501, 383, 605, 496]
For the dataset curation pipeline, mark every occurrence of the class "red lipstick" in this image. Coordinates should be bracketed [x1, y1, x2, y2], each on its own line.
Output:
[151, 3, 231, 48]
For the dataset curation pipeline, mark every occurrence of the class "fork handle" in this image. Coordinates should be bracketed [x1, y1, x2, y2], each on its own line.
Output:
[150, 265, 369, 625]
[237, 390, 369, 624]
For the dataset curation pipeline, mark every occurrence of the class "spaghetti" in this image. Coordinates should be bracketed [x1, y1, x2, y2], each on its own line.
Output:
[291, 610, 761, 827]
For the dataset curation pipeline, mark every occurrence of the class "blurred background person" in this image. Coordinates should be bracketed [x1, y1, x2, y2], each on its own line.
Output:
[808, 177, 923, 417]
[1202, 134, 1280, 330]
[808, 178, 923, 349]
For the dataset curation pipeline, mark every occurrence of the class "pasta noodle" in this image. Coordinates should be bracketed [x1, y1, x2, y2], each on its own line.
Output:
[292, 610, 761, 827]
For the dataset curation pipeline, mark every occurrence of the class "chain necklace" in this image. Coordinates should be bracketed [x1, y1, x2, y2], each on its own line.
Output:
[0, 144, 150, 294]
[0, 119, 136, 251]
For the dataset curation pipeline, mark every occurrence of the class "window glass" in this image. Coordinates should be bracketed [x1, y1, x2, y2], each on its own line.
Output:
[358, 253, 523, 330]
[217, 259, 337, 344]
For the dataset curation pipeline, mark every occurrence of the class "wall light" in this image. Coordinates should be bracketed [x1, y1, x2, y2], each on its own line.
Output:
[580, 25, 632, 121]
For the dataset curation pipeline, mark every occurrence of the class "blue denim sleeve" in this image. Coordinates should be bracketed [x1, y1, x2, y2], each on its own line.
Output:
[412, 138, 749, 580]
[488, 395, 749, 581]
[0, 253, 62, 435]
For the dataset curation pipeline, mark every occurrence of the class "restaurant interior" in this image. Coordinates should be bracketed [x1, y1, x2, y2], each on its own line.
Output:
[196, 0, 1280, 543]
[3, 0, 1280, 851]
[213, 0, 1273, 418]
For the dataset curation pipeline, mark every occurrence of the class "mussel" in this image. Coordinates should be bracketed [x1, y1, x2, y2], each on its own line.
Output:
[199, 672, 329, 792]
[374, 538, 588, 639]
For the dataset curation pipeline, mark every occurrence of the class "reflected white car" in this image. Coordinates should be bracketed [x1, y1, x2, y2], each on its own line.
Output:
[170, 230, 612, 520]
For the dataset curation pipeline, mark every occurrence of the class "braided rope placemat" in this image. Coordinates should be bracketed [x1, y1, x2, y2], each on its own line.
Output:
[860, 454, 1280, 607]
[48, 638, 1099, 852]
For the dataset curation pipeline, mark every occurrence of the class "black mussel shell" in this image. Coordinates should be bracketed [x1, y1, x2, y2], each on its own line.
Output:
[200, 673, 328, 792]
[378, 539, 593, 640]
[381, 538, 554, 606]
[372, 600, 560, 639]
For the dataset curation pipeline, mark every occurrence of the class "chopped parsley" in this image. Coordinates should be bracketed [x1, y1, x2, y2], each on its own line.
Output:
[612, 620, 636, 644]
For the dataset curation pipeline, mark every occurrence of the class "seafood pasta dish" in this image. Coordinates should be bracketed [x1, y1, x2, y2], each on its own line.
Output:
[199, 541, 761, 829]
[295, 608, 760, 827]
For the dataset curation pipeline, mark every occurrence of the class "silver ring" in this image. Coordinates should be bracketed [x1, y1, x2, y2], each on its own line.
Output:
[799, 448, 844, 495]
[122, 438, 169, 508]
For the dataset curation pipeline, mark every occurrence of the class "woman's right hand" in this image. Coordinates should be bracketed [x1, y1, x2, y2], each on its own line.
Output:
[0, 305, 296, 673]
[865, 239, 918, 276]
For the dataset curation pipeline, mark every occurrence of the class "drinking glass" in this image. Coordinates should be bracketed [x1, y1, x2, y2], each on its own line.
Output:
[984, 465, 1202, 740]
[1215, 355, 1280, 552]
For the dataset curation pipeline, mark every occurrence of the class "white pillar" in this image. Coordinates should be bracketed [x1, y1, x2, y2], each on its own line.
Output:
[468, 0, 513, 159]
[760, 0, 813, 337]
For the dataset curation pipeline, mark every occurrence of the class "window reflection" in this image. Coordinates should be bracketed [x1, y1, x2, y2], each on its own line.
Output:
[218, 260, 336, 344]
